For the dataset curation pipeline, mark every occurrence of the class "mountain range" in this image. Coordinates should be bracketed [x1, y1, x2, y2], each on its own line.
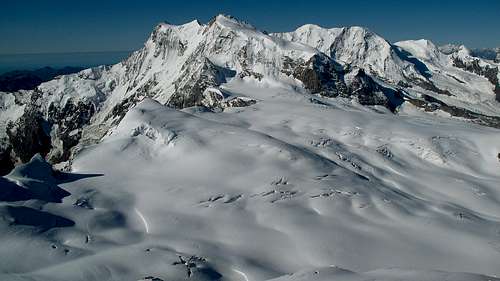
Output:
[0, 14, 499, 281]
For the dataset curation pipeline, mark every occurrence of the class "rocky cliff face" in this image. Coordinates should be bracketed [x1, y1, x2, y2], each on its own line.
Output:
[292, 54, 347, 97]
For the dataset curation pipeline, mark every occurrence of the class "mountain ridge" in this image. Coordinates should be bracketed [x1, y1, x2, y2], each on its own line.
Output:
[0, 13, 499, 172]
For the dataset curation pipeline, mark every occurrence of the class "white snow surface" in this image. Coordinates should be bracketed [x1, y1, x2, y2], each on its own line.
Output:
[2, 79, 500, 280]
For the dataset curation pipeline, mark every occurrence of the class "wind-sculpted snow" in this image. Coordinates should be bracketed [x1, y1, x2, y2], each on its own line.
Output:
[1, 14, 500, 281]
[268, 267, 500, 281]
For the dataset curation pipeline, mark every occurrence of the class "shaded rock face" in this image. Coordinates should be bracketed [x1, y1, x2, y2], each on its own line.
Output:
[345, 68, 404, 109]
[413, 78, 453, 96]
[108, 93, 148, 125]
[0, 144, 14, 176]
[167, 59, 230, 109]
[292, 56, 405, 111]
[2, 87, 98, 170]
[198, 88, 257, 111]
[407, 94, 500, 128]
[223, 96, 257, 108]
[293, 55, 347, 97]
[6, 107, 51, 164]
[47, 99, 96, 163]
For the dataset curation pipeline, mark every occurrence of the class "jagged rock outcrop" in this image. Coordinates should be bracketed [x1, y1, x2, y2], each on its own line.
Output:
[46, 98, 96, 162]
[292, 54, 347, 97]
[6, 106, 51, 163]
[197, 87, 256, 111]
[344, 68, 404, 110]
[167, 58, 228, 108]
[406, 94, 500, 128]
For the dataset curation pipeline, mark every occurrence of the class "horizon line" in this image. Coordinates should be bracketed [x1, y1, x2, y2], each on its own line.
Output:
[0, 50, 135, 56]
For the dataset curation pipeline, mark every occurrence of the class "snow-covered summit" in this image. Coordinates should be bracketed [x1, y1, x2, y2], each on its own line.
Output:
[395, 39, 442, 63]
[274, 25, 427, 82]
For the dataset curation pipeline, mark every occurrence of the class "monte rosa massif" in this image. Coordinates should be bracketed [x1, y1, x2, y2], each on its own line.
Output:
[0, 14, 499, 281]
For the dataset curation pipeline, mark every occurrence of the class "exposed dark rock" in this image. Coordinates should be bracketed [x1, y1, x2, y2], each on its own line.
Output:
[0, 144, 14, 175]
[238, 70, 264, 81]
[292, 56, 404, 111]
[345, 68, 401, 109]
[73, 197, 94, 209]
[167, 58, 228, 109]
[412, 78, 453, 96]
[223, 97, 257, 108]
[407, 94, 500, 128]
[197, 88, 256, 111]
[397, 80, 412, 88]
[46, 99, 96, 163]
[138, 277, 164, 281]
[281, 56, 298, 76]
[4, 87, 97, 167]
[6, 107, 51, 163]
[292, 54, 347, 98]
[108, 92, 149, 125]
[376, 145, 393, 159]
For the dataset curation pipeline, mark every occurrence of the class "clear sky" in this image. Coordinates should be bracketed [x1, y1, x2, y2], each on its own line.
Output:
[1, 0, 499, 54]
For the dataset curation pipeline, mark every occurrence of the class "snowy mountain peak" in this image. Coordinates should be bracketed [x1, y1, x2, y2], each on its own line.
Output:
[155, 19, 202, 33]
[207, 14, 256, 30]
[275, 24, 428, 82]
[394, 39, 442, 63]
[454, 44, 472, 58]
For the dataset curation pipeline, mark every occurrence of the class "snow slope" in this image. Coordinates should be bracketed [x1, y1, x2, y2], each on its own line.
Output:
[2, 79, 500, 280]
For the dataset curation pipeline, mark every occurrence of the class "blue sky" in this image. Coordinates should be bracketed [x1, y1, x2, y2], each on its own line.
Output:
[1, 0, 499, 54]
